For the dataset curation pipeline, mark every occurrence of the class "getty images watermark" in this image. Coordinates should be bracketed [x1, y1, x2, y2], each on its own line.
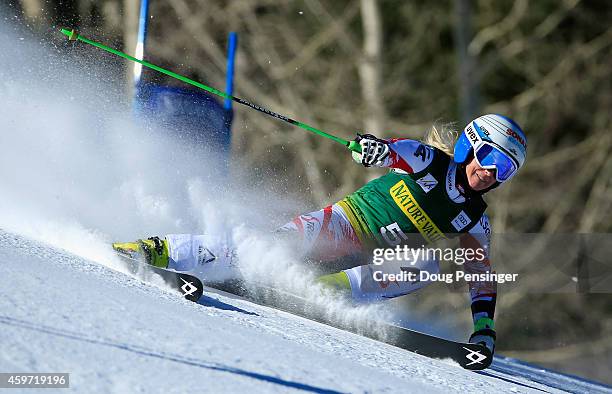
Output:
[371, 245, 519, 284]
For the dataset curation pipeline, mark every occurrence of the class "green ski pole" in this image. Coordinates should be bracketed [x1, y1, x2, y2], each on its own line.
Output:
[60, 29, 362, 153]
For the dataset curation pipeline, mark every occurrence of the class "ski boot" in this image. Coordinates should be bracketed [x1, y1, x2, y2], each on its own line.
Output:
[316, 271, 351, 291]
[112, 236, 170, 268]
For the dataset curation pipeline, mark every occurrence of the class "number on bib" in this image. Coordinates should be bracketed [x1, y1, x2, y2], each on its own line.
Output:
[380, 222, 408, 245]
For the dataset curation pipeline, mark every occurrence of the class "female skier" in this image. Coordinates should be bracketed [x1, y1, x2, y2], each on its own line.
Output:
[113, 113, 527, 354]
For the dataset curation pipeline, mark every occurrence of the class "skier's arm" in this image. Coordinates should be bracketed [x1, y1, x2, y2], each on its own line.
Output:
[460, 215, 497, 353]
[352, 135, 434, 173]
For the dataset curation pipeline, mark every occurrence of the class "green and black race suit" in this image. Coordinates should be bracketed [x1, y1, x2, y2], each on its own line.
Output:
[338, 138, 496, 321]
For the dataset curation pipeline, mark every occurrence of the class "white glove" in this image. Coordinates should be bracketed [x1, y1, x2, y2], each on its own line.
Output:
[352, 133, 390, 167]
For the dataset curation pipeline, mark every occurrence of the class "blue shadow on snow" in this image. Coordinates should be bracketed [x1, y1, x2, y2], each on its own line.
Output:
[0, 315, 343, 394]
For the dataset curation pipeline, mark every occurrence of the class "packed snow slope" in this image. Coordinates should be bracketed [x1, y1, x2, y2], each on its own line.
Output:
[2, 228, 602, 394]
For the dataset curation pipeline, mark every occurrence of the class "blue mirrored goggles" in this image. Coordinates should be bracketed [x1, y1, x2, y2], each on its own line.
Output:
[474, 143, 518, 182]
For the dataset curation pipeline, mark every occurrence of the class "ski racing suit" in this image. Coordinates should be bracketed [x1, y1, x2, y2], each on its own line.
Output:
[279, 139, 496, 324]
[164, 139, 497, 331]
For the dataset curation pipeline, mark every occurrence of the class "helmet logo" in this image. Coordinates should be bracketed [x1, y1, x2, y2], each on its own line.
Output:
[466, 125, 480, 145]
[505, 128, 526, 149]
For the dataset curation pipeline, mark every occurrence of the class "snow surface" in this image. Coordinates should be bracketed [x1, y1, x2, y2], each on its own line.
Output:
[0, 229, 586, 394]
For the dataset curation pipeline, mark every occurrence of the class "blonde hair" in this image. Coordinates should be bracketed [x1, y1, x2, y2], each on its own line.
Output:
[423, 121, 458, 157]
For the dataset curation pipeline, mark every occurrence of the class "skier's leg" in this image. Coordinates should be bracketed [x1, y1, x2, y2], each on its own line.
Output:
[114, 234, 240, 283]
[321, 255, 440, 302]
[165, 233, 240, 283]
[114, 202, 366, 283]
[276, 203, 366, 264]
[112, 237, 170, 268]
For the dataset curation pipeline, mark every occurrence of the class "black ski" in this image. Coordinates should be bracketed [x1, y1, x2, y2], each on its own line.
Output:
[115, 253, 204, 302]
[208, 282, 494, 370]
[113, 251, 491, 370]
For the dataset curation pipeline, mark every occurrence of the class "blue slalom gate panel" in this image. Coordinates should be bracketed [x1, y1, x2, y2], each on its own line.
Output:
[136, 84, 232, 154]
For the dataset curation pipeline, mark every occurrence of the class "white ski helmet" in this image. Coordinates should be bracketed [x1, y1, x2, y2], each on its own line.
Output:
[454, 114, 527, 183]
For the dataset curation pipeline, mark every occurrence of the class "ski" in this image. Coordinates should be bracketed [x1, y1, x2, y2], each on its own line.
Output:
[113, 251, 491, 370]
[207, 282, 493, 370]
[115, 252, 204, 302]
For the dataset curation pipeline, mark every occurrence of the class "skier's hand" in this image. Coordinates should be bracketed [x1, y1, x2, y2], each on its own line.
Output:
[352, 133, 390, 167]
[469, 317, 496, 354]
